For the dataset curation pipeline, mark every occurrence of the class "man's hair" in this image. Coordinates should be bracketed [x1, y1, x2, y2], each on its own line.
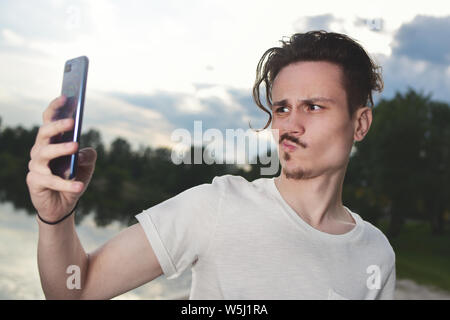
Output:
[251, 30, 384, 131]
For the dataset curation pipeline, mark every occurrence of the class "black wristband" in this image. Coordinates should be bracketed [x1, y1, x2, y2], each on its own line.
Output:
[37, 201, 79, 225]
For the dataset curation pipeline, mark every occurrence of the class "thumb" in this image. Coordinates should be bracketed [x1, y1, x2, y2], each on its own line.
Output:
[75, 147, 97, 187]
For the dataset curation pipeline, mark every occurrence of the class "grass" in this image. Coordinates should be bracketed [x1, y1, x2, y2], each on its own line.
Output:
[377, 218, 450, 293]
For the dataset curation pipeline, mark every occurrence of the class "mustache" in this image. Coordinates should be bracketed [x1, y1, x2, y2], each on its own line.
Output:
[279, 133, 307, 148]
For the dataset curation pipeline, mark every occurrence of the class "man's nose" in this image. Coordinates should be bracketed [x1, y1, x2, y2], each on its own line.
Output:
[285, 111, 305, 137]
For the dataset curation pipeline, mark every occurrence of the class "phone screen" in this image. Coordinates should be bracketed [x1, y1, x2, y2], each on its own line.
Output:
[49, 56, 89, 179]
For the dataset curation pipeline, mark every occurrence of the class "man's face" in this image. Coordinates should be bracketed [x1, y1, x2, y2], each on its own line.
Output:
[271, 61, 355, 180]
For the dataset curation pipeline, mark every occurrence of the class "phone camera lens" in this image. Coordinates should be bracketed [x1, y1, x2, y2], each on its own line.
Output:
[65, 64, 72, 73]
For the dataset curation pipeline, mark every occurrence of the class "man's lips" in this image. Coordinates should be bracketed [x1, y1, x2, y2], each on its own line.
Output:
[279, 133, 307, 151]
[281, 141, 297, 152]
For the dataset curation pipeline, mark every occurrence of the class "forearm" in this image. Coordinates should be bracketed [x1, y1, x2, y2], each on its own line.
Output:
[36, 213, 89, 299]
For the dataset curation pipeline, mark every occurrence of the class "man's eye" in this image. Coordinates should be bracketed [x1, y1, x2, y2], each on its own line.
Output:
[275, 107, 289, 113]
[308, 104, 323, 111]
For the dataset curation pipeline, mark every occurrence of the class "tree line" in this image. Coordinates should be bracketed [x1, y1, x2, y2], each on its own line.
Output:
[0, 88, 448, 237]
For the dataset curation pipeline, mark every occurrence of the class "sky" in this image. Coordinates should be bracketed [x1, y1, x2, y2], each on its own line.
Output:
[1, 0, 449, 157]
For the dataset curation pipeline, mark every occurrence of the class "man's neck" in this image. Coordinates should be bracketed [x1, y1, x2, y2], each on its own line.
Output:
[274, 169, 355, 231]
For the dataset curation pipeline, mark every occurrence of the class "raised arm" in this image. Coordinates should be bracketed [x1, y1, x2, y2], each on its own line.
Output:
[37, 215, 162, 299]
[28, 96, 162, 299]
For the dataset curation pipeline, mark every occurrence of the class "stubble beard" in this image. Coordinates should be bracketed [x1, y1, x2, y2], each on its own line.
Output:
[281, 151, 315, 180]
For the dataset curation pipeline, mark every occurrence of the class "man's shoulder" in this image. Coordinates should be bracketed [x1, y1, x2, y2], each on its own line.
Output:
[209, 174, 274, 201]
[213, 173, 248, 182]
[212, 174, 271, 190]
[211, 174, 252, 187]
[360, 218, 396, 264]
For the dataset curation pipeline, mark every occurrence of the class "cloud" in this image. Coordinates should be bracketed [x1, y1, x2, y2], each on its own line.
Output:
[1, 4, 449, 158]
[293, 14, 344, 32]
[391, 15, 450, 66]
[82, 90, 176, 150]
[0, 0, 93, 43]
[374, 15, 450, 102]
[289, 14, 450, 104]
[111, 85, 269, 134]
[0, 90, 49, 129]
[375, 53, 450, 103]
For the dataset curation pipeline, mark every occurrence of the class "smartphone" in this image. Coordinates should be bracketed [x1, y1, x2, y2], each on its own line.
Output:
[49, 56, 89, 180]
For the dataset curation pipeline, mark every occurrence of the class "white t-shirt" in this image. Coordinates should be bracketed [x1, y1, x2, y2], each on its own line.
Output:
[135, 174, 396, 300]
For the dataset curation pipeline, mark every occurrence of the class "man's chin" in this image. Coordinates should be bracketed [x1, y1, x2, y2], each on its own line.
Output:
[282, 165, 314, 180]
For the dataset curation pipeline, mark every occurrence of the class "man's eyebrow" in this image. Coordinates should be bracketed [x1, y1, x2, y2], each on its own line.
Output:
[271, 97, 337, 107]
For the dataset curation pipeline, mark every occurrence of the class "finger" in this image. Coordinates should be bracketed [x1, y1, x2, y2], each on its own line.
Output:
[28, 158, 51, 175]
[74, 148, 97, 187]
[34, 141, 79, 167]
[77, 147, 97, 166]
[34, 118, 75, 148]
[42, 95, 67, 125]
[27, 170, 84, 194]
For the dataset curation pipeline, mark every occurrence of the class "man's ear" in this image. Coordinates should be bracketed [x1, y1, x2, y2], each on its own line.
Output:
[353, 106, 372, 142]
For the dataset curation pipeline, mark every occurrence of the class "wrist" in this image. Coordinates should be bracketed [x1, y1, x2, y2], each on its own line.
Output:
[36, 201, 79, 226]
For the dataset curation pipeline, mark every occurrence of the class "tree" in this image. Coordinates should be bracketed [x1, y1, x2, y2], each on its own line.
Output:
[353, 88, 449, 237]
[419, 100, 450, 234]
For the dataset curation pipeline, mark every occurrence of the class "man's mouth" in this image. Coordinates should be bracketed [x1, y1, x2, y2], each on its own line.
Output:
[281, 141, 297, 152]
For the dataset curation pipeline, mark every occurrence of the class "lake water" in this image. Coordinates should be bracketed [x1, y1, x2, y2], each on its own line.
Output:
[0, 201, 191, 299]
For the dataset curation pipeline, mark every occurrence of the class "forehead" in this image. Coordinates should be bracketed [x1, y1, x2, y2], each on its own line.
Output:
[272, 61, 346, 103]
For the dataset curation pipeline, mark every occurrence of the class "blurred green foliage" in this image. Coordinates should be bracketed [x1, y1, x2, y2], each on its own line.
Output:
[377, 218, 450, 292]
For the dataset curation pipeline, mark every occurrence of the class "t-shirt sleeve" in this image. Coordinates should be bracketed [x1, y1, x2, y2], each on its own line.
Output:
[376, 262, 396, 300]
[135, 175, 227, 280]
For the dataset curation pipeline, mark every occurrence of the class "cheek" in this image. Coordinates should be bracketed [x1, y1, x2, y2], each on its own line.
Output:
[313, 122, 353, 158]
[270, 119, 282, 140]
[271, 116, 280, 128]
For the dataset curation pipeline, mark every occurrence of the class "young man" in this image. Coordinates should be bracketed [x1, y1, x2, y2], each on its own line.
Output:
[27, 30, 395, 300]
